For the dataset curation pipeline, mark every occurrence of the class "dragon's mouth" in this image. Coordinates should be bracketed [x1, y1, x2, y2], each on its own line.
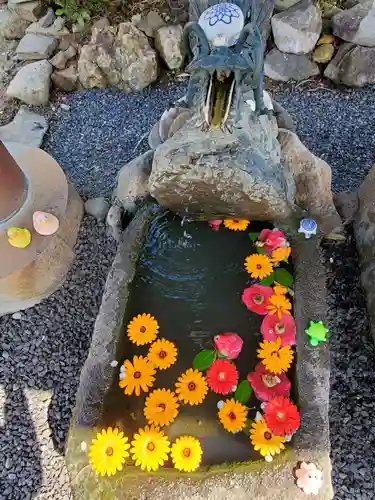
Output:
[204, 70, 236, 128]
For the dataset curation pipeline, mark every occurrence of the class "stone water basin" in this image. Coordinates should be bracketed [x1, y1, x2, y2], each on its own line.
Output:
[66, 203, 333, 500]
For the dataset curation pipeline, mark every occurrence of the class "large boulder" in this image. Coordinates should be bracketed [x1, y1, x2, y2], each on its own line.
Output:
[78, 21, 158, 91]
[264, 48, 320, 81]
[324, 42, 375, 87]
[16, 33, 58, 60]
[271, 0, 322, 54]
[155, 25, 184, 70]
[332, 0, 375, 47]
[7, 59, 52, 105]
[149, 111, 297, 222]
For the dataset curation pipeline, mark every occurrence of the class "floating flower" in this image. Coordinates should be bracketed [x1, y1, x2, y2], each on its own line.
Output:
[131, 426, 170, 472]
[208, 220, 222, 231]
[271, 246, 291, 263]
[148, 338, 177, 370]
[273, 282, 288, 296]
[175, 368, 208, 405]
[257, 338, 294, 374]
[218, 398, 248, 433]
[263, 396, 300, 436]
[245, 254, 273, 280]
[88, 427, 130, 476]
[248, 362, 291, 402]
[258, 228, 287, 253]
[305, 320, 328, 346]
[266, 294, 292, 319]
[144, 389, 180, 427]
[127, 313, 159, 346]
[261, 313, 296, 346]
[295, 462, 323, 495]
[242, 284, 273, 315]
[171, 436, 203, 472]
[207, 359, 238, 395]
[214, 333, 243, 360]
[223, 218, 250, 231]
[119, 355, 155, 396]
[250, 417, 286, 457]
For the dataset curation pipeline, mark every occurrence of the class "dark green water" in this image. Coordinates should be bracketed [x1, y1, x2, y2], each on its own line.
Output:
[102, 212, 290, 465]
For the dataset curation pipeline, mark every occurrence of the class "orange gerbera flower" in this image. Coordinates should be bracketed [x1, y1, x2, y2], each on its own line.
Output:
[273, 282, 288, 296]
[266, 294, 292, 319]
[245, 254, 273, 280]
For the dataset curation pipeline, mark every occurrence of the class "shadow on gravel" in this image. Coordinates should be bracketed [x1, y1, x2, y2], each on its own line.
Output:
[323, 227, 375, 500]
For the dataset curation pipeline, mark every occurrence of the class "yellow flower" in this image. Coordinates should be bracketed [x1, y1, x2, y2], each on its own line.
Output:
[271, 247, 291, 263]
[119, 355, 155, 396]
[223, 219, 250, 231]
[127, 313, 159, 346]
[131, 426, 170, 472]
[171, 436, 203, 472]
[273, 282, 288, 296]
[144, 389, 180, 427]
[148, 339, 178, 370]
[257, 337, 294, 374]
[175, 368, 208, 406]
[245, 254, 273, 280]
[266, 294, 292, 318]
[250, 417, 286, 457]
[88, 427, 130, 476]
[218, 399, 248, 433]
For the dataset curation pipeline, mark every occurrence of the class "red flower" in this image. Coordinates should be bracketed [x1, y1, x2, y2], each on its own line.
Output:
[242, 284, 273, 315]
[207, 359, 238, 395]
[208, 220, 222, 231]
[264, 396, 300, 436]
[261, 313, 296, 347]
[214, 333, 243, 360]
[247, 362, 291, 402]
[258, 229, 287, 253]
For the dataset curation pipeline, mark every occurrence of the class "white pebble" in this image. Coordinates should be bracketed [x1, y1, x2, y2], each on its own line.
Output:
[60, 103, 70, 111]
[231, 385, 237, 392]
[285, 434, 292, 442]
[265, 455, 273, 462]
[110, 360, 118, 368]
[80, 441, 87, 452]
[217, 400, 224, 409]
[260, 402, 267, 411]
[12, 312, 22, 320]
[255, 411, 263, 421]
[119, 372, 127, 380]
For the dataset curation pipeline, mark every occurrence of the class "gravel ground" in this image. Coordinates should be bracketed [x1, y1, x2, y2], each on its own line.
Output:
[1, 82, 375, 499]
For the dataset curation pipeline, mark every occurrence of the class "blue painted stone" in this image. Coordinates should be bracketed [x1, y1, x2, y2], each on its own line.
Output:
[199, 3, 244, 47]
[298, 218, 318, 239]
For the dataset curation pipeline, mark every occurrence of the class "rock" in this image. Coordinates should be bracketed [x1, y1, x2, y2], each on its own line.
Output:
[275, 0, 301, 11]
[78, 22, 158, 92]
[38, 7, 55, 27]
[51, 63, 78, 91]
[16, 33, 58, 60]
[0, 9, 30, 39]
[84, 197, 109, 221]
[50, 46, 76, 69]
[132, 10, 166, 38]
[271, 0, 322, 54]
[313, 44, 334, 63]
[321, 2, 343, 19]
[324, 42, 375, 86]
[148, 121, 162, 150]
[272, 99, 296, 132]
[332, 1, 375, 47]
[149, 108, 297, 221]
[278, 129, 341, 232]
[60, 103, 70, 111]
[26, 17, 69, 37]
[264, 48, 320, 81]
[7, 60, 52, 105]
[114, 150, 154, 213]
[0, 105, 47, 147]
[91, 16, 110, 31]
[8, 0, 44, 22]
[155, 25, 184, 70]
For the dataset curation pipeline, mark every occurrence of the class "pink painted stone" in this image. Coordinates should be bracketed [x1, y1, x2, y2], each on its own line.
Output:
[33, 211, 59, 235]
[295, 462, 323, 495]
[214, 333, 243, 360]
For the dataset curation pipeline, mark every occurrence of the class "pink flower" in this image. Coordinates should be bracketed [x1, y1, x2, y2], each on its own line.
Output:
[208, 220, 222, 231]
[258, 228, 287, 253]
[242, 284, 273, 315]
[261, 313, 296, 346]
[247, 362, 291, 402]
[214, 333, 243, 360]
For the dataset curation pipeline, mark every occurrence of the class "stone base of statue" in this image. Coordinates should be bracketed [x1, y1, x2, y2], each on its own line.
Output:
[0, 143, 83, 315]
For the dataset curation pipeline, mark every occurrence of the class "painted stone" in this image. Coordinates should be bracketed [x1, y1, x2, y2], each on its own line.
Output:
[33, 211, 59, 235]
[199, 3, 244, 46]
[7, 227, 31, 248]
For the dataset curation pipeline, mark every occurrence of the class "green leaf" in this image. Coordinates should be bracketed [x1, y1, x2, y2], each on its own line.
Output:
[243, 419, 253, 435]
[249, 232, 258, 242]
[55, 8, 65, 15]
[260, 272, 275, 286]
[234, 380, 252, 404]
[256, 247, 267, 255]
[274, 268, 294, 287]
[193, 350, 216, 371]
